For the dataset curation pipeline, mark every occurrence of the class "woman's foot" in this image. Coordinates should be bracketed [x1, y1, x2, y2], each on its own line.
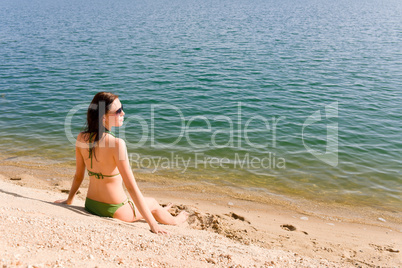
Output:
[164, 203, 173, 211]
[174, 211, 190, 225]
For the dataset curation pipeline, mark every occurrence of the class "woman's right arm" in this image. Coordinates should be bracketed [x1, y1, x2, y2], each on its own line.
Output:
[114, 138, 168, 234]
[54, 136, 86, 205]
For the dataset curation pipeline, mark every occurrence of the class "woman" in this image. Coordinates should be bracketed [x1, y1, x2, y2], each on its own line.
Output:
[55, 92, 188, 234]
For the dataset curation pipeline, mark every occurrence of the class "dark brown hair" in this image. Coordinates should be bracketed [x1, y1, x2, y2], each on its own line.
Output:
[83, 92, 119, 160]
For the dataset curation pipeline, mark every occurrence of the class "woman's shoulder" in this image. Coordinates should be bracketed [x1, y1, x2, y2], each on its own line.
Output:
[106, 133, 125, 145]
[74, 132, 90, 149]
[77, 131, 88, 140]
[75, 132, 125, 147]
[105, 134, 126, 151]
[76, 132, 94, 144]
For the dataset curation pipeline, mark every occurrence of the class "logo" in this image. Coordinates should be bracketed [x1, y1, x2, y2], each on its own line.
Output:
[302, 101, 338, 167]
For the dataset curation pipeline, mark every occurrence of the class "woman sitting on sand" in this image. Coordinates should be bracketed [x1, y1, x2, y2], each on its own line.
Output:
[55, 92, 188, 234]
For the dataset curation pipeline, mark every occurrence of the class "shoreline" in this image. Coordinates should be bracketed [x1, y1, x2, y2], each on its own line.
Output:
[1, 153, 401, 229]
[1, 146, 400, 215]
[0, 153, 401, 267]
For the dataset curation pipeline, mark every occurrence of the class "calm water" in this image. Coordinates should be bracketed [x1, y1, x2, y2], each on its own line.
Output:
[1, 0, 401, 211]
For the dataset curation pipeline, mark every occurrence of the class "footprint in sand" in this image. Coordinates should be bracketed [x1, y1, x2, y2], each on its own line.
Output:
[280, 224, 297, 231]
[224, 212, 251, 224]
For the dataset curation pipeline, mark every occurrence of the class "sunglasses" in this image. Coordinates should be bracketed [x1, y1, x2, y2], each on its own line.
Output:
[113, 104, 124, 115]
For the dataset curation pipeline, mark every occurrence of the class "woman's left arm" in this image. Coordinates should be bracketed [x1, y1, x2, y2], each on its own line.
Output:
[54, 139, 86, 204]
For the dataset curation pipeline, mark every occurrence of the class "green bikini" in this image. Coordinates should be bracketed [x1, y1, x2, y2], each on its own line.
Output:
[85, 198, 135, 218]
[84, 131, 136, 218]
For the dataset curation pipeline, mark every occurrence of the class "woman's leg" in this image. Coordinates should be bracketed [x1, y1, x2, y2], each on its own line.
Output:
[114, 197, 188, 225]
[145, 197, 188, 225]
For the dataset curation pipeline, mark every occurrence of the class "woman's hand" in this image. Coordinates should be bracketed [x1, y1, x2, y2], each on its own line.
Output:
[54, 199, 71, 205]
[150, 223, 169, 235]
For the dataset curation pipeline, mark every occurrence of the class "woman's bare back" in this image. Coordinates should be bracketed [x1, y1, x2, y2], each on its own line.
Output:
[78, 132, 127, 204]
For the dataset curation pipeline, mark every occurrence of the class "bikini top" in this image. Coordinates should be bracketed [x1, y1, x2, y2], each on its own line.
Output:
[88, 130, 120, 179]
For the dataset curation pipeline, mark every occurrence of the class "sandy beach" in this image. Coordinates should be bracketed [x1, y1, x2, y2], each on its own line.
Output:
[0, 156, 401, 267]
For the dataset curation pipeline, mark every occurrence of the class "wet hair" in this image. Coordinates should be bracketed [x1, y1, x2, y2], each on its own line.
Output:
[82, 92, 119, 160]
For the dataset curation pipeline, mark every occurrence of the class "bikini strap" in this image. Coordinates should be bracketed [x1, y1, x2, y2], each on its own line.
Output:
[105, 130, 116, 137]
[88, 170, 120, 180]
[124, 199, 136, 218]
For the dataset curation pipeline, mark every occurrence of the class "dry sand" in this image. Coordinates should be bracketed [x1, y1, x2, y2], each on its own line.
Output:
[0, 156, 401, 267]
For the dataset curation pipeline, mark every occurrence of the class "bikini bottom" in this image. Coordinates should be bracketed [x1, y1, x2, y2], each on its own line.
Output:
[85, 197, 136, 218]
